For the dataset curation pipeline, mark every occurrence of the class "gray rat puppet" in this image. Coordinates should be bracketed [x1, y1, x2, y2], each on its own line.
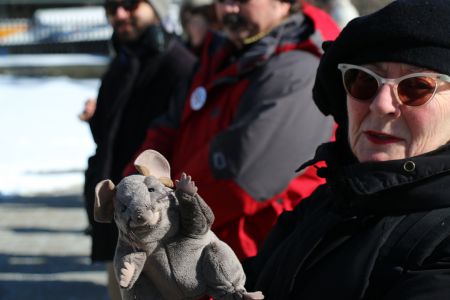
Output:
[94, 150, 264, 300]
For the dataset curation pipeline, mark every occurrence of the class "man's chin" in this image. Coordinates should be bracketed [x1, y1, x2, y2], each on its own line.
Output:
[224, 28, 250, 47]
[115, 30, 140, 43]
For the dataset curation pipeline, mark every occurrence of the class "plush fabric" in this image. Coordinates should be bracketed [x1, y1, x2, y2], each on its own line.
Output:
[95, 151, 264, 300]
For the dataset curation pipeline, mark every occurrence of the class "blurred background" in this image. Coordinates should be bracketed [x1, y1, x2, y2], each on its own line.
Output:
[0, 0, 393, 299]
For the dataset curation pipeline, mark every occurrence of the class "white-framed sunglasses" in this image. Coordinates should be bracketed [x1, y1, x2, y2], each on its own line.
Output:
[337, 63, 450, 107]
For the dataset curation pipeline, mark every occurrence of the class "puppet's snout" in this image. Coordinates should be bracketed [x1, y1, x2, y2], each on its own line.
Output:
[133, 208, 149, 225]
[131, 207, 160, 227]
[135, 208, 146, 224]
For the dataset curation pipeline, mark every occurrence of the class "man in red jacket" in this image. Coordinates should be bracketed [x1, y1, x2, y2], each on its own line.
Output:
[125, 0, 335, 260]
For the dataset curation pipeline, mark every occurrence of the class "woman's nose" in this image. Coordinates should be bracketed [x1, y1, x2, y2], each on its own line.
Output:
[369, 84, 401, 117]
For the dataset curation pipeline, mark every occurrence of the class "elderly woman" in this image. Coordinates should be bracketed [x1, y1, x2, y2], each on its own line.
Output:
[243, 0, 450, 299]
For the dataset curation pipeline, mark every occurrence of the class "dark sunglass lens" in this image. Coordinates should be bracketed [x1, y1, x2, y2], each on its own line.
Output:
[104, 0, 140, 14]
[344, 69, 379, 101]
[123, 0, 140, 10]
[105, 2, 119, 14]
[398, 76, 436, 106]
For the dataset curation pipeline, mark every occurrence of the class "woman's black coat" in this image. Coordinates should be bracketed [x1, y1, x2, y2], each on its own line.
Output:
[244, 141, 450, 299]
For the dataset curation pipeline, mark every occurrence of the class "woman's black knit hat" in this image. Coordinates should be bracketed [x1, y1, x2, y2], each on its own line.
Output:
[313, 0, 450, 126]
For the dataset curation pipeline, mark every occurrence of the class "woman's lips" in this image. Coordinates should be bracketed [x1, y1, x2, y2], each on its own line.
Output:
[364, 130, 403, 145]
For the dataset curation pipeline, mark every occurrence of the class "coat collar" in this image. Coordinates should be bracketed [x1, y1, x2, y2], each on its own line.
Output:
[197, 13, 322, 87]
[302, 142, 450, 214]
[235, 13, 322, 73]
[112, 24, 170, 59]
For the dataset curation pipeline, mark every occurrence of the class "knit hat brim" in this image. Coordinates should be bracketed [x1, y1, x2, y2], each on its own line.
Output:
[147, 0, 169, 22]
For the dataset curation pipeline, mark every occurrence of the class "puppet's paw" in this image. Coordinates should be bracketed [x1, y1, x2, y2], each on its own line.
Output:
[243, 291, 264, 300]
[119, 262, 136, 288]
[175, 172, 198, 196]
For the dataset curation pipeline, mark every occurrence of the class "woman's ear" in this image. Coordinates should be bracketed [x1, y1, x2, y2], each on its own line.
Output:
[94, 179, 116, 223]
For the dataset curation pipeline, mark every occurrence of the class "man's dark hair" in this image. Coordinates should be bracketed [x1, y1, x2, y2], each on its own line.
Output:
[286, 0, 302, 14]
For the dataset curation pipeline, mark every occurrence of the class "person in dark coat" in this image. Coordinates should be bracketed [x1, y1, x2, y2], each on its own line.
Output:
[81, 0, 196, 298]
[243, 0, 450, 299]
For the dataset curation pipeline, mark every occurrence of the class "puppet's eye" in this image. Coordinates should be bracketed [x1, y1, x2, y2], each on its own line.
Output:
[148, 188, 155, 192]
[121, 204, 127, 212]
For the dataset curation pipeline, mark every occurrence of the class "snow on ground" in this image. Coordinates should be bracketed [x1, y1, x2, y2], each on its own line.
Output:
[0, 54, 110, 68]
[0, 75, 100, 196]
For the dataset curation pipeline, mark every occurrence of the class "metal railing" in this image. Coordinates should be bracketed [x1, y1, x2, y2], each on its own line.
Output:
[0, 2, 111, 55]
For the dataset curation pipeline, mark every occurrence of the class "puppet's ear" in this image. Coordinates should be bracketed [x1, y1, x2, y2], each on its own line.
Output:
[159, 177, 174, 188]
[94, 179, 116, 223]
[134, 150, 171, 179]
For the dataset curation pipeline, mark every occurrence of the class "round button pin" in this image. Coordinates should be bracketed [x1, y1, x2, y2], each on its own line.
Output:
[212, 152, 227, 170]
[190, 86, 207, 111]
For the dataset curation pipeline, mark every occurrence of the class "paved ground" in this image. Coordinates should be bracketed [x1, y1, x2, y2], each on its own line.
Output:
[0, 192, 110, 300]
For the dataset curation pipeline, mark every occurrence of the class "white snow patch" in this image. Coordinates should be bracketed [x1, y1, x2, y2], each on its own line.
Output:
[0, 75, 99, 196]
